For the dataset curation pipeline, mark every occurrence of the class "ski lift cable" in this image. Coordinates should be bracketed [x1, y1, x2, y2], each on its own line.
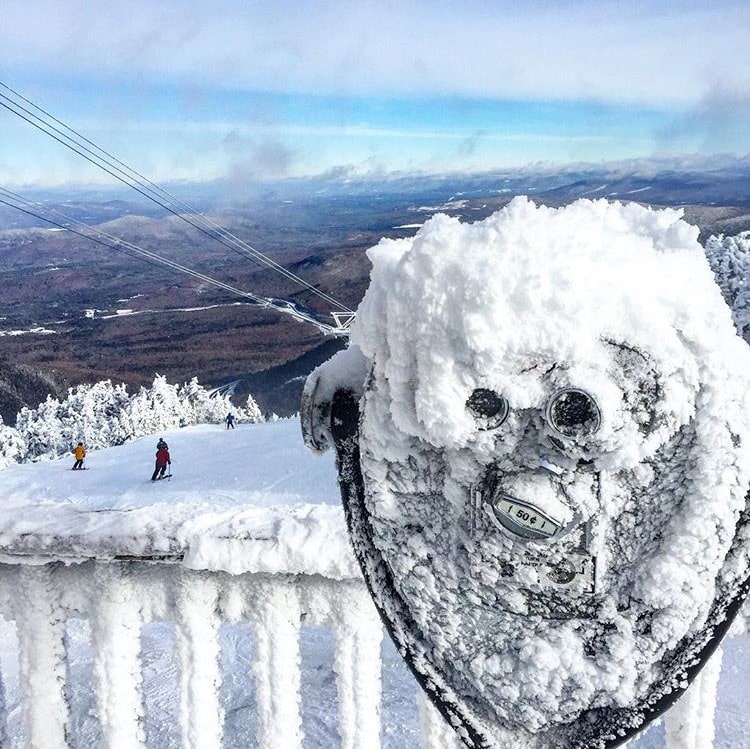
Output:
[0, 189, 344, 335]
[0, 87, 350, 313]
[1, 185, 301, 312]
[0, 189, 346, 335]
[0, 80, 350, 313]
[0, 190, 267, 302]
[0, 92, 347, 313]
[0, 87, 353, 314]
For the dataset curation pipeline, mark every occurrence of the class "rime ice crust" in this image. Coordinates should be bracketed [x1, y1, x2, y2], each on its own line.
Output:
[705, 231, 750, 342]
[345, 198, 750, 745]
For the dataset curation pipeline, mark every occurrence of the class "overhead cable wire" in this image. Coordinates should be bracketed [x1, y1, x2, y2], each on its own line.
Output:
[0, 82, 353, 314]
[0, 89, 345, 309]
[0, 187, 345, 335]
[0, 189, 268, 302]
[0, 86, 349, 312]
[0, 79, 348, 311]
[0, 187, 342, 334]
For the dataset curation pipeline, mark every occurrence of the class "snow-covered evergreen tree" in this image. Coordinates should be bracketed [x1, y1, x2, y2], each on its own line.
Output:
[705, 231, 750, 342]
[125, 375, 187, 438]
[242, 393, 263, 423]
[64, 380, 133, 448]
[175, 378, 262, 425]
[0, 415, 24, 469]
[16, 381, 134, 460]
[16, 395, 68, 460]
[178, 377, 228, 424]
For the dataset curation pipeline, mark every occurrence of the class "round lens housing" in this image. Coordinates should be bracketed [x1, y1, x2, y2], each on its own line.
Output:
[546, 388, 601, 438]
[466, 388, 509, 429]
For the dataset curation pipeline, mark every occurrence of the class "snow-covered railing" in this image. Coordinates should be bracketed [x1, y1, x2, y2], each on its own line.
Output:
[0, 555, 728, 749]
[0, 561, 388, 749]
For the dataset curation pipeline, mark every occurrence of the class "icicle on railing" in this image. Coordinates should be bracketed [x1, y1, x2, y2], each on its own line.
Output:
[330, 582, 383, 749]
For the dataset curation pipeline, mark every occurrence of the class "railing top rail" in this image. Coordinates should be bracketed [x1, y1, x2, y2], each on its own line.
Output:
[0, 502, 361, 580]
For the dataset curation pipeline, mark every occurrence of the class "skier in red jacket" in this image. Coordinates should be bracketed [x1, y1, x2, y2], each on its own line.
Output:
[151, 440, 171, 481]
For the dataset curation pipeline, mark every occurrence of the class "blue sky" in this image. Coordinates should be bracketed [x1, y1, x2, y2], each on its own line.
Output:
[1, 0, 749, 186]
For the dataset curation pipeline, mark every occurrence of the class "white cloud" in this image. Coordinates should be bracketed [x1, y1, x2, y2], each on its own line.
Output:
[221, 131, 296, 182]
[657, 85, 750, 153]
[2, 0, 749, 105]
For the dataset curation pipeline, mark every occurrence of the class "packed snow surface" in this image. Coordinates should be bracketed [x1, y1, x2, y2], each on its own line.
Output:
[341, 197, 750, 746]
[0, 420, 359, 578]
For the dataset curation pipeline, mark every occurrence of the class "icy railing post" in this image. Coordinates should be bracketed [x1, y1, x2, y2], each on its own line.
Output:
[91, 563, 147, 748]
[664, 646, 723, 749]
[418, 692, 464, 749]
[330, 583, 384, 749]
[251, 578, 304, 749]
[15, 565, 70, 749]
[175, 569, 223, 748]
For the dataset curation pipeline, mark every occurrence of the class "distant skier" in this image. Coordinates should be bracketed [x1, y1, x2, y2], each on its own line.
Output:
[71, 442, 86, 470]
[225, 413, 235, 430]
[151, 441, 171, 481]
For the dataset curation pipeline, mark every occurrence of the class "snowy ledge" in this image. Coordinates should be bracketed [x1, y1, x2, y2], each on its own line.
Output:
[0, 421, 361, 580]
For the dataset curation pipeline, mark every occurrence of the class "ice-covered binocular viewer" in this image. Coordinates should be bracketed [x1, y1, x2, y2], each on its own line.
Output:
[301, 198, 750, 749]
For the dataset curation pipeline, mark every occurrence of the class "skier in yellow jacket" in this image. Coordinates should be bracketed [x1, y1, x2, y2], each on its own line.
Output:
[72, 442, 86, 470]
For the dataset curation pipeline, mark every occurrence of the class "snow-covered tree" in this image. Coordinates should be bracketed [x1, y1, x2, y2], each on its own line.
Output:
[63, 380, 133, 448]
[174, 378, 262, 426]
[705, 231, 750, 343]
[243, 393, 263, 423]
[16, 395, 68, 460]
[0, 415, 24, 469]
[178, 377, 228, 424]
[125, 374, 187, 438]
[16, 381, 133, 460]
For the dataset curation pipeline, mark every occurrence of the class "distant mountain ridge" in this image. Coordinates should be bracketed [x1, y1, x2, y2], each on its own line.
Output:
[5, 154, 750, 231]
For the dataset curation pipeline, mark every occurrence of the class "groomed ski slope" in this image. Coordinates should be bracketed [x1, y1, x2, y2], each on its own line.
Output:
[0, 420, 358, 578]
[0, 419, 746, 747]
